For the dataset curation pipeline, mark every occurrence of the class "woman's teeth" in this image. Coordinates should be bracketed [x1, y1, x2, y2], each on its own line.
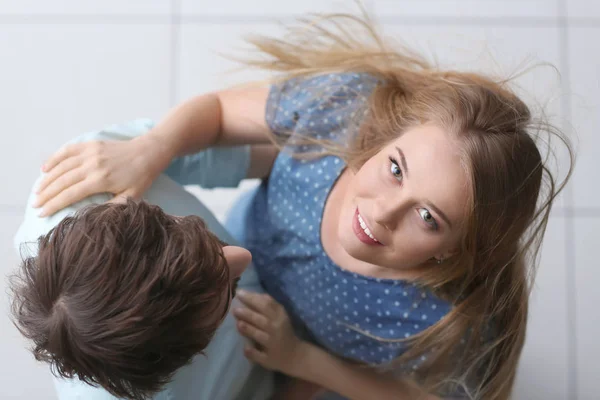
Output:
[357, 213, 379, 243]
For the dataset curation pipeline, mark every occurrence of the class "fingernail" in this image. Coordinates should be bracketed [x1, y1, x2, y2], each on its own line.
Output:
[38, 209, 46, 218]
[41, 164, 46, 172]
[237, 290, 247, 297]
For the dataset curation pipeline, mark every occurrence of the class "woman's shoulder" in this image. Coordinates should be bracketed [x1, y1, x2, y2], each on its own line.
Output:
[273, 72, 380, 97]
[265, 72, 381, 137]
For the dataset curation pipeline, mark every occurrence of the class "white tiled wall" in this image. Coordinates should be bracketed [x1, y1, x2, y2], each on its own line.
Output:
[568, 26, 600, 209]
[176, 23, 280, 97]
[1, 1, 598, 399]
[0, 0, 171, 16]
[0, 23, 172, 206]
[514, 216, 569, 399]
[566, 0, 600, 18]
[574, 216, 600, 400]
[179, 0, 372, 18]
[373, 0, 561, 18]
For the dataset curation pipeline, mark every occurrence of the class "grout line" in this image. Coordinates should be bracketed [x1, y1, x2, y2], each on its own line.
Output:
[551, 208, 600, 217]
[564, 207, 578, 399]
[558, 0, 578, 396]
[169, 0, 181, 106]
[179, 15, 556, 26]
[568, 17, 600, 26]
[0, 14, 598, 27]
[570, 208, 600, 217]
[177, 15, 600, 27]
[0, 15, 171, 24]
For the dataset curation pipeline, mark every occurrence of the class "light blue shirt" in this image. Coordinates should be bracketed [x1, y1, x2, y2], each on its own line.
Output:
[13, 119, 273, 400]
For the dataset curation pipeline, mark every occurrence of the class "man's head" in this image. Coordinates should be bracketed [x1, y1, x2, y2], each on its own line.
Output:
[9, 199, 250, 400]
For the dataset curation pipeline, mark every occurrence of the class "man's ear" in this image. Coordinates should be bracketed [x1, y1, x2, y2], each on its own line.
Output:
[222, 246, 252, 278]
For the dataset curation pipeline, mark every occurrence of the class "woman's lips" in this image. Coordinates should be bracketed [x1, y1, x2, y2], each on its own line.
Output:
[352, 208, 383, 246]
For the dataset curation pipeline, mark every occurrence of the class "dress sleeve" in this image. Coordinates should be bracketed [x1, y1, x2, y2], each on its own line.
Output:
[265, 72, 381, 142]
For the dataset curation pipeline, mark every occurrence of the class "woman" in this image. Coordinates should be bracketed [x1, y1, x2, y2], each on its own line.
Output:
[33, 12, 573, 400]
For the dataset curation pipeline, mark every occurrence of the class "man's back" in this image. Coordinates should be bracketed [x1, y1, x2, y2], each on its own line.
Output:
[13, 120, 272, 400]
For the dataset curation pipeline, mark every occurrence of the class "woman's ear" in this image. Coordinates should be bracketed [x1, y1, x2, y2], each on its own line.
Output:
[436, 248, 458, 263]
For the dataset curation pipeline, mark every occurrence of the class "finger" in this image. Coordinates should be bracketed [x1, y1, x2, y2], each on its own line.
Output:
[34, 168, 85, 208]
[237, 290, 278, 314]
[36, 155, 82, 196]
[39, 180, 95, 217]
[244, 345, 268, 365]
[232, 306, 270, 331]
[108, 194, 129, 205]
[42, 143, 83, 172]
[120, 188, 143, 201]
[236, 320, 270, 347]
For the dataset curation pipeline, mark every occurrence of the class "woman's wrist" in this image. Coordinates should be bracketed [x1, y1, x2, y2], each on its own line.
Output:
[132, 132, 178, 176]
[144, 127, 181, 160]
[288, 341, 320, 382]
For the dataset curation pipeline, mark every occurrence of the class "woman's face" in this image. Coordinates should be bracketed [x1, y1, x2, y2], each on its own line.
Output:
[337, 124, 469, 274]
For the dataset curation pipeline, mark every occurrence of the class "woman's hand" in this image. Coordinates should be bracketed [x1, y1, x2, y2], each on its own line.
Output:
[233, 290, 306, 377]
[233, 290, 435, 400]
[34, 134, 173, 217]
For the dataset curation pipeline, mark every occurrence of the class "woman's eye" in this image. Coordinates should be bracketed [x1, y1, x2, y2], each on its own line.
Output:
[389, 157, 403, 181]
[418, 208, 438, 230]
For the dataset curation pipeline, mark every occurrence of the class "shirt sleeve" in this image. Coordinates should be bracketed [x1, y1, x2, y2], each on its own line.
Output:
[164, 145, 250, 189]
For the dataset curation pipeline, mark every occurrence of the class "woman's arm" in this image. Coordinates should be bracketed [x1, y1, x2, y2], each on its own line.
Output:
[148, 85, 273, 161]
[247, 144, 279, 179]
[291, 342, 438, 400]
[34, 85, 275, 216]
[233, 290, 440, 400]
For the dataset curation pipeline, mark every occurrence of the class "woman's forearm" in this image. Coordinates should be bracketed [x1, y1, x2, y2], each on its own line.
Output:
[148, 93, 223, 160]
[291, 343, 439, 400]
[146, 86, 271, 162]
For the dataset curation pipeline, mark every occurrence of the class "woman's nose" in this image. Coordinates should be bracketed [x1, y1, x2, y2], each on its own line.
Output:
[373, 199, 408, 231]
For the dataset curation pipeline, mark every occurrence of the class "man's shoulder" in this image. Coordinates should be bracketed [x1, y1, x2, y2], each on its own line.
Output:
[13, 119, 155, 255]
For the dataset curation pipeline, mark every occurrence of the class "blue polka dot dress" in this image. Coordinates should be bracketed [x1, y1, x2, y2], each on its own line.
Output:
[241, 74, 452, 371]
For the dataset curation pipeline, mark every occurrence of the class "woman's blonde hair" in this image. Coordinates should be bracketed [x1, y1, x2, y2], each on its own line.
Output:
[239, 8, 574, 400]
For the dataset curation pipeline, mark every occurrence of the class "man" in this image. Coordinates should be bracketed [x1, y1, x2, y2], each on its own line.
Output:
[10, 120, 273, 400]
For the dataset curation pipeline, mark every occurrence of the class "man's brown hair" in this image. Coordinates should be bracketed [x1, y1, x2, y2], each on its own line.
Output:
[9, 199, 231, 399]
